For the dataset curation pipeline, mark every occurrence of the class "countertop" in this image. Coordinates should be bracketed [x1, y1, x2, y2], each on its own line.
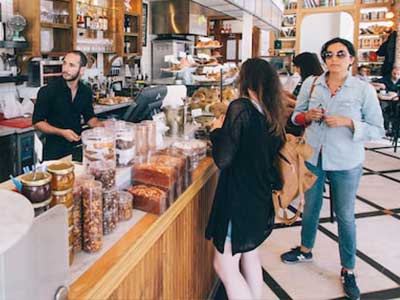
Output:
[0, 102, 133, 137]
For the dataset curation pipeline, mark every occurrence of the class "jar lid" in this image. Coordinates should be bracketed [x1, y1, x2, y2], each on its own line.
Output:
[52, 188, 73, 196]
[47, 162, 74, 175]
[32, 197, 52, 209]
[20, 172, 52, 187]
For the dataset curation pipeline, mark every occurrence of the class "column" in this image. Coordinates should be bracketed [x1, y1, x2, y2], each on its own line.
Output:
[242, 12, 253, 62]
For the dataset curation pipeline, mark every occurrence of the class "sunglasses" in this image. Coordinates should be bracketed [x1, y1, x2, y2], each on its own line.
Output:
[322, 50, 349, 59]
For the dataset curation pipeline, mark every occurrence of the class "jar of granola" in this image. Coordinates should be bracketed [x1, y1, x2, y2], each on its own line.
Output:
[47, 161, 75, 191]
[81, 180, 103, 253]
[118, 191, 133, 221]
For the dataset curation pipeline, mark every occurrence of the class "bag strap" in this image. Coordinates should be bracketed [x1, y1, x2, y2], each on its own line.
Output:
[309, 76, 319, 99]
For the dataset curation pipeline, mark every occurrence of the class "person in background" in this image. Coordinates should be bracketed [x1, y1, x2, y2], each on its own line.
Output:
[33, 51, 104, 160]
[285, 52, 324, 136]
[372, 66, 400, 135]
[206, 58, 285, 300]
[372, 66, 400, 93]
[376, 30, 397, 77]
[356, 65, 371, 82]
[281, 38, 384, 300]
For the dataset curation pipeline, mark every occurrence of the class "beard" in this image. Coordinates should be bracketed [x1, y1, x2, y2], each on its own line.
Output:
[63, 68, 81, 82]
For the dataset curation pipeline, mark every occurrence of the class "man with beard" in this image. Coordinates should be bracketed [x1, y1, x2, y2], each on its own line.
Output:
[33, 51, 104, 160]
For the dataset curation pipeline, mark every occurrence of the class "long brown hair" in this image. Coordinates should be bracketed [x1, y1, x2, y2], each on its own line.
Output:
[239, 58, 285, 138]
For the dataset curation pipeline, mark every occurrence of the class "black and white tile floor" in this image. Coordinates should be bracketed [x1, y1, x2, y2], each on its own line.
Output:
[214, 139, 400, 300]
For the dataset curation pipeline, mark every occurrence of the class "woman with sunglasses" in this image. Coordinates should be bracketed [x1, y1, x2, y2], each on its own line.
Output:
[281, 38, 384, 300]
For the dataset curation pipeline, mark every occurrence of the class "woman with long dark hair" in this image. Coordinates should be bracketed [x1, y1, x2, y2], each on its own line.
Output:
[205, 58, 285, 299]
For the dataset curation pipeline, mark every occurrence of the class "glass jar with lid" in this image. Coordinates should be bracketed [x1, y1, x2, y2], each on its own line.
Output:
[118, 191, 133, 221]
[81, 180, 103, 253]
[82, 127, 115, 167]
[114, 121, 136, 167]
[142, 120, 157, 152]
[88, 160, 116, 190]
[20, 171, 52, 204]
[51, 188, 73, 208]
[47, 161, 75, 191]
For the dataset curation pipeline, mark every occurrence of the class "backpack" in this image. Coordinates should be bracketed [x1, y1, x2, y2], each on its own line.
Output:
[272, 134, 317, 225]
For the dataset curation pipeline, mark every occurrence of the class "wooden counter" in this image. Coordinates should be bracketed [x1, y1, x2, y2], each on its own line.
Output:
[69, 157, 219, 300]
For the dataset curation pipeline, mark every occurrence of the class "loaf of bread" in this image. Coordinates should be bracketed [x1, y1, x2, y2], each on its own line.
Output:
[128, 184, 167, 215]
[133, 163, 177, 191]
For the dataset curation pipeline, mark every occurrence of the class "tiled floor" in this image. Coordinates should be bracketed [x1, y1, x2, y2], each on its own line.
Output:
[214, 139, 400, 300]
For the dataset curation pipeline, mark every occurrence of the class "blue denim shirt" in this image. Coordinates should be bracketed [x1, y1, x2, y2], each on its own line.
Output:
[292, 72, 385, 171]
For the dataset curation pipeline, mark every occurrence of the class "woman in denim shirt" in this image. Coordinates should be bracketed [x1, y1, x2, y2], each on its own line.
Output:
[281, 38, 384, 300]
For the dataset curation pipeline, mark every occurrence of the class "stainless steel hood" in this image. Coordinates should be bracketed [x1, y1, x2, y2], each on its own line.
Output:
[151, 0, 209, 35]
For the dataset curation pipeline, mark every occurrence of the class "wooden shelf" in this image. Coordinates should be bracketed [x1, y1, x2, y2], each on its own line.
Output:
[359, 34, 382, 38]
[280, 37, 296, 41]
[360, 2, 390, 8]
[0, 41, 28, 49]
[359, 19, 388, 23]
[284, 9, 297, 14]
[125, 12, 140, 17]
[124, 32, 139, 37]
[359, 48, 379, 51]
[41, 22, 72, 30]
[300, 5, 354, 13]
[358, 61, 383, 64]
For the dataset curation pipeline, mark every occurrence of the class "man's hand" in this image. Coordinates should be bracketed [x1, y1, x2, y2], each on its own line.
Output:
[305, 108, 324, 123]
[324, 115, 354, 129]
[61, 129, 81, 142]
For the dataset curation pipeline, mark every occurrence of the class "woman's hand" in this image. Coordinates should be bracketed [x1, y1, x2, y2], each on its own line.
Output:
[324, 115, 354, 130]
[210, 114, 225, 132]
[305, 108, 324, 123]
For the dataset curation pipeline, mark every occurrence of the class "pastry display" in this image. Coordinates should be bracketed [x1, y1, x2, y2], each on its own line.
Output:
[128, 184, 167, 215]
[98, 96, 131, 105]
[195, 40, 221, 48]
[171, 140, 207, 168]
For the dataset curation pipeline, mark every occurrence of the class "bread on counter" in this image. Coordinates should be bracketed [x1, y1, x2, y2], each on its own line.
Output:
[128, 184, 167, 215]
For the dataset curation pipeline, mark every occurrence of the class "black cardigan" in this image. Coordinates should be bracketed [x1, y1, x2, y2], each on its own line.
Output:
[205, 98, 283, 254]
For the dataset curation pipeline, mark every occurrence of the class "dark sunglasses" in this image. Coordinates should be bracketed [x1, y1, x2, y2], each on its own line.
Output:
[322, 50, 349, 59]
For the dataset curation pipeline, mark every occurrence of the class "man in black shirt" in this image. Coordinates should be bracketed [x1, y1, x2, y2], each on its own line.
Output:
[33, 51, 103, 160]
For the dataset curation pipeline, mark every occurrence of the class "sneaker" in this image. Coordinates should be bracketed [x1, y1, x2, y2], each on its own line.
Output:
[280, 246, 313, 264]
[341, 268, 360, 300]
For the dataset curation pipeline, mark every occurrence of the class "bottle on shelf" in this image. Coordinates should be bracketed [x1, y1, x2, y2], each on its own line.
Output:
[124, 16, 131, 33]
[77, 5, 86, 28]
[102, 9, 108, 31]
[85, 8, 92, 29]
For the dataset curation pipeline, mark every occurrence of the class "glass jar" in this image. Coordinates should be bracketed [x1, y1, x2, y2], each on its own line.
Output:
[118, 191, 133, 221]
[103, 188, 118, 214]
[103, 209, 118, 235]
[114, 121, 136, 167]
[72, 184, 83, 252]
[143, 120, 157, 152]
[135, 124, 148, 156]
[88, 160, 116, 190]
[82, 127, 115, 167]
[69, 245, 74, 266]
[81, 180, 103, 253]
[32, 197, 52, 217]
[51, 188, 73, 208]
[20, 171, 52, 204]
[47, 161, 75, 191]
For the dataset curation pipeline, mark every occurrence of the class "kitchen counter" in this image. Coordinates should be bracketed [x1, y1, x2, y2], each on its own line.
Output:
[0, 125, 19, 137]
[93, 100, 134, 115]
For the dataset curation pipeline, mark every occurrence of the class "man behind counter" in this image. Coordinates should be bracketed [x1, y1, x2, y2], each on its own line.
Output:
[33, 51, 104, 160]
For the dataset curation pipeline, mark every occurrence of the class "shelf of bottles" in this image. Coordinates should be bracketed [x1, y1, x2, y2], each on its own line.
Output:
[76, 0, 116, 54]
[123, 14, 140, 55]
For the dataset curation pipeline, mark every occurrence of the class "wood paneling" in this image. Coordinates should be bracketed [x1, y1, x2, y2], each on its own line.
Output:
[70, 158, 219, 300]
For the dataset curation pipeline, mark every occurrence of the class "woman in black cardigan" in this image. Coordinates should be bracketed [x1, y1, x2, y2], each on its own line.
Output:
[206, 58, 285, 299]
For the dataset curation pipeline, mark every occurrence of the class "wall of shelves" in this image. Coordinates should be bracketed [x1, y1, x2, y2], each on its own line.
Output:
[274, 0, 394, 76]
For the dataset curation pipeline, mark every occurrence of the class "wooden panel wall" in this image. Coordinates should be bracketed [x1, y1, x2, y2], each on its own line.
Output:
[109, 172, 218, 300]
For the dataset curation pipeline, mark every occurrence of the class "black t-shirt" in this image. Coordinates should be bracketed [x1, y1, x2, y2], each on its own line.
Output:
[375, 76, 400, 93]
[205, 98, 284, 255]
[32, 77, 95, 160]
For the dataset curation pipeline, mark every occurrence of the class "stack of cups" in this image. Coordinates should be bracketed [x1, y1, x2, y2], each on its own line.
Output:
[47, 161, 75, 265]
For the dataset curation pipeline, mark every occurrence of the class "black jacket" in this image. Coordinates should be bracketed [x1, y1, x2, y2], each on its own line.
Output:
[205, 98, 283, 254]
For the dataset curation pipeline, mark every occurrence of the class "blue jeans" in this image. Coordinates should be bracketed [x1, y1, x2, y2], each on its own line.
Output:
[301, 155, 362, 270]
